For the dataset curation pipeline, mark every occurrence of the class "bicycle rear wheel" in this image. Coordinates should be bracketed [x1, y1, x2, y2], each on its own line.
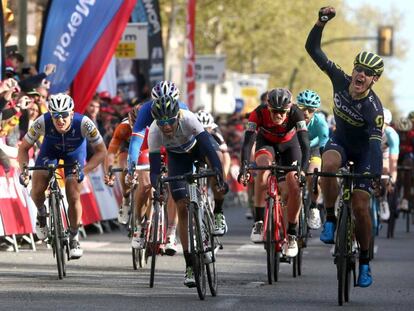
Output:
[149, 201, 160, 288]
[204, 208, 217, 296]
[188, 202, 206, 300]
[266, 198, 275, 285]
[51, 194, 65, 280]
[293, 204, 306, 277]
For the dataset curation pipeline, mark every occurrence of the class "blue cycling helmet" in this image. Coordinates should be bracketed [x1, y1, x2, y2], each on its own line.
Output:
[296, 90, 321, 108]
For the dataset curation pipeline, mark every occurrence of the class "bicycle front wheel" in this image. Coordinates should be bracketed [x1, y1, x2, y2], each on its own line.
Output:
[336, 204, 350, 306]
[188, 202, 206, 300]
[149, 201, 160, 288]
[129, 190, 141, 270]
[266, 198, 275, 284]
[294, 204, 306, 277]
[51, 194, 65, 280]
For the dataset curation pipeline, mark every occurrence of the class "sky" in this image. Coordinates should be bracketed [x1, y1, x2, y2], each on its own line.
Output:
[346, 0, 413, 116]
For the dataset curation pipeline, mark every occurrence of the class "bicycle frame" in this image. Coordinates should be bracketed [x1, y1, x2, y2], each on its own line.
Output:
[246, 162, 300, 283]
[313, 166, 377, 306]
[25, 162, 80, 279]
[159, 168, 222, 300]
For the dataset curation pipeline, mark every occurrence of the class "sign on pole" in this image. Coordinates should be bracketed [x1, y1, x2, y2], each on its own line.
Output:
[115, 22, 149, 59]
[195, 55, 226, 84]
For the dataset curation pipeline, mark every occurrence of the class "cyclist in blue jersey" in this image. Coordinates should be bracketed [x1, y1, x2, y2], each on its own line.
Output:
[148, 95, 228, 287]
[18, 93, 107, 259]
[296, 89, 329, 229]
[306, 6, 384, 287]
[380, 108, 399, 219]
[126, 81, 188, 255]
[382, 109, 399, 187]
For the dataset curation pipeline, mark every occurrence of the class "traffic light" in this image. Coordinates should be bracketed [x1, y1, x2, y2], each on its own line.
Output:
[378, 26, 393, 56]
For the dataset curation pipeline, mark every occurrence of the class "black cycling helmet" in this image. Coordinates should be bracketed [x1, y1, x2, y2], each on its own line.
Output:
[267, 88, 292, 110]
[151, 95, 179, 120]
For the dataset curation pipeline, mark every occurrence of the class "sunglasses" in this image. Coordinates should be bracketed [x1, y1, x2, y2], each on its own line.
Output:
[51, 111, 70, 119]
[156, 117, 177, 127]
[354, 65, 375, 77]
[298, 105, 317, 113]
[269, 108, 289, 115]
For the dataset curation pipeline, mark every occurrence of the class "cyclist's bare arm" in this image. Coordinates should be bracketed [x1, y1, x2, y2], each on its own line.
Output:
[84, 141, 107, 175]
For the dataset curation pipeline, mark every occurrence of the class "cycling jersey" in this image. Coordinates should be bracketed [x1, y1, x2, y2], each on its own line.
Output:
[398, 129, 414, 155]
[241, 104, 310, 170]
[148, 109, 205, 154]
[381, 126, 400, 158]
[306, 24, 383, 176]
[108, 118, 131, 154]
[127, 100, 188, 169]
[24, 112, 103, 179]
[307, 111, 329, 149]
[148, 109, 222, 201]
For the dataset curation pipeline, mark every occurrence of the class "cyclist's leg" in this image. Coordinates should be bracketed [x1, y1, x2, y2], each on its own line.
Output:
[307, 152, 322, 229]
[31, 154, 56, 240]
[201, 145, 228, 236]
[166, 151, 195, 283]
[353, 157, 374, 287]
[252, 141, 273, 243]
[131, 149, 152, 248]
[401, 156, 413, 210]
[117, 151, 131, 224]
[277, 139, 301, 257]
[319, 138, 344, 243]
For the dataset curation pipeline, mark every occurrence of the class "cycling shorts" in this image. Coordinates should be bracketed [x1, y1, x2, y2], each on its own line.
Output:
[166, 140, 219, 201]
[254, 132, 301, 182]
[324, 137, 371, 193]
[35, 143, 86, 181]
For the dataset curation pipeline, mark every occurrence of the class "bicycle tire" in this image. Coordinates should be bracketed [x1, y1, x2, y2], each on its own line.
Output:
[293, 203, 306, 277]
[149, 201, 160, 288]
[129, 190, 140, 270]
[406, 210, 410, 233]
[205, 208, 218, 296]
[188, 202, 206, 300]
[51, 194, 65, 280]
[336, 204, 348, 306]
[266, 198, 275, 285]
[387, 191, 397, 238]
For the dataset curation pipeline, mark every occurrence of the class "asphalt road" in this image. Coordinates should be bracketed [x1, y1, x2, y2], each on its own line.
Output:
[0, 205, 413, 311]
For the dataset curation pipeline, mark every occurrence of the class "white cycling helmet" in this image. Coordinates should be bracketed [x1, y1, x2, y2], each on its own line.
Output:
[48, 93, 74, 112]
[196, 110, 215, 128]
[151, 81, 180, 101]
[383, 108, 392, 125]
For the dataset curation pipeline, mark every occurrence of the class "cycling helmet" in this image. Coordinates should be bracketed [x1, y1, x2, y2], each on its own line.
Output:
[354, 51, 384, 76]
[383, 108, 392, 125]
[408, 111, 414, 119]
[196, 110, 215, 128]
[267, 88, 292, 110]
[151, 95, 180, 120]
[394, 117, 412, 132]
[296, 89, 321, 108]
[151, 81, 180, 101]
[48, 93, 74, 112]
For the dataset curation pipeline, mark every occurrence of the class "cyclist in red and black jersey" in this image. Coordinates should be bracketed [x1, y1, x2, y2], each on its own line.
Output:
[238, 88, 310, 257]
[306, 6, 384, 288]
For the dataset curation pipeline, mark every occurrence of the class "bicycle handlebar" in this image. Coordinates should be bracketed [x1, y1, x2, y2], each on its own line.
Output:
[311, 168, 379, 195]
[23, 161, 82, 183]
